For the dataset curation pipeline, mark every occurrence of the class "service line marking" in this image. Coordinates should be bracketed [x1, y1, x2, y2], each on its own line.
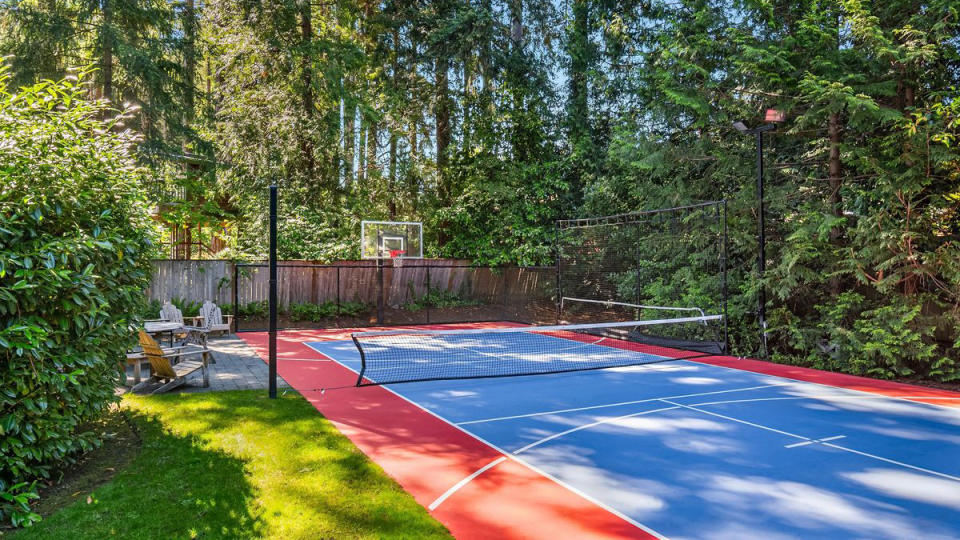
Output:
[458, 383, 788, 426]
[660, 399, 960, 484]
[785, 435, 846, 448]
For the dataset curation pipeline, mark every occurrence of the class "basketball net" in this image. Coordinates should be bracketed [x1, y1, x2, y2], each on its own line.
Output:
[389, 249, 406, 267]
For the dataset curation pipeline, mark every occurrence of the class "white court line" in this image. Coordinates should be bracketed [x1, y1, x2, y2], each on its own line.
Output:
[304, 342, 668, 540]
[785, 435, 846, 448]
[509, 390, 960, 456]
[659, 399, 805, 440]
[513, 406, 681, 454]
[429, 457, 506, 510]
[679, 358, 960, 411]
[690, 395, 960, 408]
[821, 442, 960, 483]
[458, 383, 789, 426]
[661, 399, 960, 483]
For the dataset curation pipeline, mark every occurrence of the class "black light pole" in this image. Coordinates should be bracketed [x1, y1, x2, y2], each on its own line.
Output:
[734, 121, 776, 358]
[268, 184, 278, 398]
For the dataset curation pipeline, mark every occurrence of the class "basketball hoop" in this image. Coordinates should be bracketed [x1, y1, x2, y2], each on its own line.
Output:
[389, 249, 406, 267]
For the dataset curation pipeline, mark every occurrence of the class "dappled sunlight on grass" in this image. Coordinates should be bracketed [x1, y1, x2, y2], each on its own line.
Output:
[14, 390, 449, 539]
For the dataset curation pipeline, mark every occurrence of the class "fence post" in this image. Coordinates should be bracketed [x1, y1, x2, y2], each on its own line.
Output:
[426, 265, 431, 324]
[377, 259, 384, 325]
[232, 263, 239, 332]
[336, 266, 341, 319]
[501, 266, 509, 322]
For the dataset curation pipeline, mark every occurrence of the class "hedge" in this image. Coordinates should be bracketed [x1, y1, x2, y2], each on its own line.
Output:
[0, 66, 158, 527]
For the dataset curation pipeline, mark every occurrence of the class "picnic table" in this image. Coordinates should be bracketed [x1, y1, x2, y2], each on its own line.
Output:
[144, 321, 184, 346]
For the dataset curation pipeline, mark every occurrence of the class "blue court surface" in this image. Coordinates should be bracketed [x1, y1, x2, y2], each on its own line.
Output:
[306, 334, 960, 539]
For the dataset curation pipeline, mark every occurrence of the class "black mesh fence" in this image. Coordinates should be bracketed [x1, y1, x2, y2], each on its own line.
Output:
[557, 201, 728, 353]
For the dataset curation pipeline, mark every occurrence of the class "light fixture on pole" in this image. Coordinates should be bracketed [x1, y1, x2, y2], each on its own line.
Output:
[734, 113, 781, 358]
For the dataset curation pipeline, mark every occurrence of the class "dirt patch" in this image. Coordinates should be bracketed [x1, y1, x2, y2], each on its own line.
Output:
[28, 405, 142, 519]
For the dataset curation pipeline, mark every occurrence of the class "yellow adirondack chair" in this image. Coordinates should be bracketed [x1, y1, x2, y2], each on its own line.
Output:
[133, 330, 211, 394]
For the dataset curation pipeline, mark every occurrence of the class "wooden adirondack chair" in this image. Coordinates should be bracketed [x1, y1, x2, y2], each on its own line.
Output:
[199, 301, 233, 334]
[159, 300, 184, 324]
[132, 330, 210, 394]
[158, 300, 207, 346]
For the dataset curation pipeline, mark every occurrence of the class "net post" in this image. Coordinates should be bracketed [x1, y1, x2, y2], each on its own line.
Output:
[351, 333, 368, 386]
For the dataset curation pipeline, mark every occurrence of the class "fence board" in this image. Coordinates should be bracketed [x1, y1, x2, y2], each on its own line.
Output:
[148, 260, 555, 317]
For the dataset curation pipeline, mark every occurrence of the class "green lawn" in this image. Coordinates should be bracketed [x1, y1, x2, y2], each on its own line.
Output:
[13, 391, 450, 539]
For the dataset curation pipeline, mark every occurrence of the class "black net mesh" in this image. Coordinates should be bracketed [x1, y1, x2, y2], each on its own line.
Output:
[351, 318, 721, 386]
[557, 201, 728, 353]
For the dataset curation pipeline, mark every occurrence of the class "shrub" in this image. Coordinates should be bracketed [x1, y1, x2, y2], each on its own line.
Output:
[289, 301, 369, 322]
[339, 300, 369, 318]
[171, 297, 202, 318]
[403, 287, 482, 312]
[239, 300, 269, 318]
[142, 299, 163, 320]
[775, 292, 958, 380]
[0, 67, 157, 527]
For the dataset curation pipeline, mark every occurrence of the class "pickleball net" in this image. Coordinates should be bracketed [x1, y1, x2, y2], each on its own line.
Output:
[351, 315, 723, 386]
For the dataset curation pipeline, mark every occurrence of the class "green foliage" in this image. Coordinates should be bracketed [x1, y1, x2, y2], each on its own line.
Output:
[3, 0, 957, 382]
[403, 288, 483, 312]
[289, 301, 369, 322]
[141, 299, 163, 321]
[239, 301, 269, 319]
[170, 298, 202, 319]
[0, 68, 157, 527]
[774, 293, 956, 380]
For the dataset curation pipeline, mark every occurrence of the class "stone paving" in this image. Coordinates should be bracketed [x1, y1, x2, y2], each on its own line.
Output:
[123, 334, 291, 394]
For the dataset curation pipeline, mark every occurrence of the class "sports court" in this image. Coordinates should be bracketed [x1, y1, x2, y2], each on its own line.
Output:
[241, 324, 960, 539]
[236, 205, 960, 538]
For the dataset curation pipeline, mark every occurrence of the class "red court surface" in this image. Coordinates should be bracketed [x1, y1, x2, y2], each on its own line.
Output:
[238, 324, 960, 539]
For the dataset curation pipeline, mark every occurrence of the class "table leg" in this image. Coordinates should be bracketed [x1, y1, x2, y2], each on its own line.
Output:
[202, 351, 210, 387]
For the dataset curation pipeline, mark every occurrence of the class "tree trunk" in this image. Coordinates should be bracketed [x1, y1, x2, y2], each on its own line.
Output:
[389, 24, 399, 218]
[183, 0, 196, 124]
[389, 131, 397, 218]
[828, 111, 843, 294]
[299, 0, 316, 183]
[206, 53, 213, 120]
[509, 0, 525, 160]
[366, 122, 378, 183]
[462, 58, 473, 154]
[568, 0, 589, 149]
[344, 92, 355, 187]
[435, 54, 450, 204]
[480, 0, 493, 97]
[100, 0, 114, 107]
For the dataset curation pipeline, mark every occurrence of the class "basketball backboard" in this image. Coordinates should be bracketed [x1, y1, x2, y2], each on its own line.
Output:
[361, 221, 423, 259]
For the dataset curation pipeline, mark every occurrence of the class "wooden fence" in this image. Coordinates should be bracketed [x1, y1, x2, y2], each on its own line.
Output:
[147, 260, 555, 311]
[146, 260, 234, 305]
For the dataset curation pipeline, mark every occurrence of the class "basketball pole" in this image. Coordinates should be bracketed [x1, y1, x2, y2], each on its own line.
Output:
[268, 184, 278, 399]
[734, 121, 776, 359]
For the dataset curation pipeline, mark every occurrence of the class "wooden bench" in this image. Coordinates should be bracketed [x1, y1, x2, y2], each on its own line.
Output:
[131, 330, 211, 394]
[121, 352, 148, 385]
